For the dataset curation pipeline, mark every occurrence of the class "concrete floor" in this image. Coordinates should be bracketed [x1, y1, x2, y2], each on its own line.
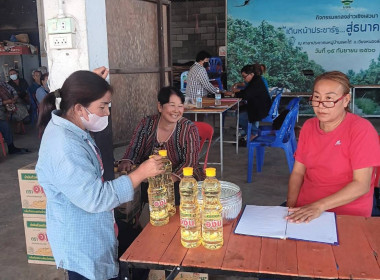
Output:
[1, 116, 379, 280]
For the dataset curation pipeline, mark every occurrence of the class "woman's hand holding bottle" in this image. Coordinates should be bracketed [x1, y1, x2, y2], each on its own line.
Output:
[127, 155, 164, 187]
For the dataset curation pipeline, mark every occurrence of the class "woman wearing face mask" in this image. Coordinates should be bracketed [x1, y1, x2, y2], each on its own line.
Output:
[36, 73, 50, 104]
[8, 68, 31, 107]
[36, 69, 164, 280]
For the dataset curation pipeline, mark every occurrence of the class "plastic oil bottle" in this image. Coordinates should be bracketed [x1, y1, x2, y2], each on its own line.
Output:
[201, 167, 223, 249]
[179, 167, 202, 248]
[147, 157, 169, 226]
[158, 150, 176, 216]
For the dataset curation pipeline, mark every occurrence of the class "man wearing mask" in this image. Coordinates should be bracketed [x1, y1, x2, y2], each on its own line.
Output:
[185, 51, 219, 100]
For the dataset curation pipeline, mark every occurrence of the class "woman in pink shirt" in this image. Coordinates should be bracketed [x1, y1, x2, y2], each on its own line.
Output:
[287, 71, 380, 223]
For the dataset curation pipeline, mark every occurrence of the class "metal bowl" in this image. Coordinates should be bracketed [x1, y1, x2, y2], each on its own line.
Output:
[197, 181, 242, 225]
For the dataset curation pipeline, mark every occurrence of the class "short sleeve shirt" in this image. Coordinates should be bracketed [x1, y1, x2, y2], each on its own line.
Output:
[295, 113, 380, 217]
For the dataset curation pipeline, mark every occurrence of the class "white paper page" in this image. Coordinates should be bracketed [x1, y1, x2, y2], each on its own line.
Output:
[235, 205, 288, 239]
[286, 211, 338, 245]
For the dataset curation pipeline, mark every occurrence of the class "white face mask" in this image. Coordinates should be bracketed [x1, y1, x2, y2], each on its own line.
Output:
[80, 108, 108, 132]
[9, 74, 18, 81]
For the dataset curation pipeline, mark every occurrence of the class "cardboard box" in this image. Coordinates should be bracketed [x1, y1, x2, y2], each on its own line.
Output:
[149, 270, 208, 280]
[23, 217, 55, 265]
[18, 163, 47, 217]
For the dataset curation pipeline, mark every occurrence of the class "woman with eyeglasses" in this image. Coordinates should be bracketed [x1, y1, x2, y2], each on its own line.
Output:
[286, 71, 380, 223]
[225, 64, 271, 144]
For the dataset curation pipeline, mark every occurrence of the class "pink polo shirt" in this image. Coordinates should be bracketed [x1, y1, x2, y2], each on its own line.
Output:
[295, 113, 380, 217]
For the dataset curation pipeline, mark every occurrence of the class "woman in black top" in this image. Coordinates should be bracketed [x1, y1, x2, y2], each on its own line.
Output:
[226, 64, 271, 143]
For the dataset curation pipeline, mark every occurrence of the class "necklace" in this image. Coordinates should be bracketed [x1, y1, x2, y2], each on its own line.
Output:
[156, 116, 177, 145]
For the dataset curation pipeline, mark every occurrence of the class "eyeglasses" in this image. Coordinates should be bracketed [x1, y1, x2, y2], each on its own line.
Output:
[241, 74, 251, 79]
[308, 94, 346, 108]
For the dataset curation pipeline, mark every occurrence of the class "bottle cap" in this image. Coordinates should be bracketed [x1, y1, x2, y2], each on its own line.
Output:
[158, 150, 167, 157]
[205, 167, 216, 177]
[183, 167, 193, 176]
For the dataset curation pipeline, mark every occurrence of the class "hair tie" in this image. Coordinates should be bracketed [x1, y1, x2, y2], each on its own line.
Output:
[53, 89, 62, 110]
[53, 89, 61, 98]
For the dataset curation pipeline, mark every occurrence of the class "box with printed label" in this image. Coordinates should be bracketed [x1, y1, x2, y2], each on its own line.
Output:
[149, 270, 208, 280]
[18, 163, 47, 216]
[23, 217, 55, 265]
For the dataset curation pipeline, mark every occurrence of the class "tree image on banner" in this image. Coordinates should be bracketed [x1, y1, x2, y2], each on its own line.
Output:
[227, 17, 324, 92]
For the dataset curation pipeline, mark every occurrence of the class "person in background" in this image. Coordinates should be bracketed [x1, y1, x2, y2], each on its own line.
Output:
[27, 70, 42, 122]
[225, 64, 271, 145]
[8, 69, 30, 109]
[38, 66, 48, 75]
[36, 69, 164, 280]
[0, 119, 29, 154]
[36, 73, 49, 104]
[185, 50, 219, 100]
[0, 81, 29, 134]
[28, 70, 42, 100]
[287, 71, 380, 223]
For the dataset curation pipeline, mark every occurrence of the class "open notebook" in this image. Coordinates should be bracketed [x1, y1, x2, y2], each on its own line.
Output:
[234, 205, 339, 245]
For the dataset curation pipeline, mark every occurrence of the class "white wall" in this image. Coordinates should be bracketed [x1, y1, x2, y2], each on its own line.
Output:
[42, 0, 109, 90]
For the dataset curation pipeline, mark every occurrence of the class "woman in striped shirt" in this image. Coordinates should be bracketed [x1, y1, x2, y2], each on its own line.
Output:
[118, 86, 205, 204]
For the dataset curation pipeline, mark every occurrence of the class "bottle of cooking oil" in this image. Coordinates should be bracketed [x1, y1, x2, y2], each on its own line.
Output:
[158, 150, 176, 216]
[179, 167, 201, 248]
[147, 157, 169, 226]
[201, 167, 223, 250]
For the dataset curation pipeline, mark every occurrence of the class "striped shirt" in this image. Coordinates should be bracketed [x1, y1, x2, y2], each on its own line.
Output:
[122, 114, 205, 181]
[185, 62, 218, 99]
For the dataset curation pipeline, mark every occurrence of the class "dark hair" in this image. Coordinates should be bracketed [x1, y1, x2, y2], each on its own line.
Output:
[196, 51, 211, 62]
[40, 73, 49, 84]
[260, 64, 267, 74]
[241, 63, 262, 76]
[38, 70, 112, 132]
[157, 86, 185, 105]
[9, 68, 19, 74]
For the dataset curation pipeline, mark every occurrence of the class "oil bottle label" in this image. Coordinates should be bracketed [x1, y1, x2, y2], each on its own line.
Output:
[204, 220, 222, 229]
[153, 199, 167, 207]
[181, 218, 196, 229]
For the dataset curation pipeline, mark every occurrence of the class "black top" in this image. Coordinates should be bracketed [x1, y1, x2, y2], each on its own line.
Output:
[236, 75, 272, 122]
[8, 78, 29, 101]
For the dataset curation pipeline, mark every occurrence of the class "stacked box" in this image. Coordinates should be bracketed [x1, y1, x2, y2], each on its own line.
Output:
[18, 163, 46, 217]
[23, 217, 55, 265]
[18, 163, 55, 265]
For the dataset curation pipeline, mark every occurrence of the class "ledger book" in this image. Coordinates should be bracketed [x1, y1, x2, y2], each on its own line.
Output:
[234, 205, 338, 245]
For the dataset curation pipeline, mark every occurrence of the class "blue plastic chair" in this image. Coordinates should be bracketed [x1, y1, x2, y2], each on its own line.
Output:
[246, 105, 299, 183]
[180, 71, 188, 93]
[258, 97, 300, 138]
[207, 57, 223, 90]
[286, 97, 300, 111]
[260, 91, 282, 123]
[268, 87, 284, 98]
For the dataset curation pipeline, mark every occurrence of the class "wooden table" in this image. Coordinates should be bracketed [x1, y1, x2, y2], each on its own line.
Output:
[184, 98, 241, 177]
[120, 212, 380, 280]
